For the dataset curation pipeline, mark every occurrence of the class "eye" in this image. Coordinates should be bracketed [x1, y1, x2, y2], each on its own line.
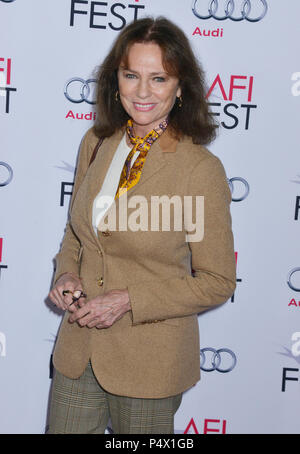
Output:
[124, 73, 137, 79]
[153, 76, 166, 82]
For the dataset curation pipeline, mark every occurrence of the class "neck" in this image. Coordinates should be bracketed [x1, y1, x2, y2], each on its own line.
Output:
[132, 124, 152, 138]
[131, 118, 168, 138]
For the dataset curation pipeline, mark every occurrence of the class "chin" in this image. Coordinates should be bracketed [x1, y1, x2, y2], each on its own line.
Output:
[132, 117, 155, 125]
[131, 117, 155, 126]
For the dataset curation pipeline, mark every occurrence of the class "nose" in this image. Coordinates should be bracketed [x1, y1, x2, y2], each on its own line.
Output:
[136, 79, 151, 99]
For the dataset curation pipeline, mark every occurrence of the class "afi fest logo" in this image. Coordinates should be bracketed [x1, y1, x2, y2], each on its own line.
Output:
[206, 74, 257, 130]
[0, 238, 8, 281]
[279, 333, 300, 392]
[291, 174, 300, 221]
[69, 0, 145, 31]
[56, 161, 76, 207]
[0, 58, 17, 113]
[183, 417, 227, 434]
[230, 251, 241, 303]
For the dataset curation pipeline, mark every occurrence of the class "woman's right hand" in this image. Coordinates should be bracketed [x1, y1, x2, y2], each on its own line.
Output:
[48, 272, 84, 312]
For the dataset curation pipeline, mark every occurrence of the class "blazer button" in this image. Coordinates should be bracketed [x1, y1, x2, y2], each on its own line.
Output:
[101, 229, 111, 237]
[97, 277, 104, 287]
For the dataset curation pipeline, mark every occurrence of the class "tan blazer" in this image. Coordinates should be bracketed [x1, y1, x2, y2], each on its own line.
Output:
[52, 127, 236, 398]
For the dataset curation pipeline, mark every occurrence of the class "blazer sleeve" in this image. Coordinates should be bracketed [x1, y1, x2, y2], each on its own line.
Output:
[127, 155, 236, 324]
[53, 128, 96, 285]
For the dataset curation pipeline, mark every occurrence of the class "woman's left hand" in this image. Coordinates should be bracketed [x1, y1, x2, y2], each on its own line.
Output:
[68, 289, 131, 329]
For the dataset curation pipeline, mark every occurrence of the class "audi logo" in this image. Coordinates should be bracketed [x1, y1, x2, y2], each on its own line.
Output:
[200, 348, 237, 372]
[228, 177, 249, 202]
[192, 0, 268, 22]
[287, 268, 300, 292]
[0, 162, 13, 187]
[64, 77, 97, 105]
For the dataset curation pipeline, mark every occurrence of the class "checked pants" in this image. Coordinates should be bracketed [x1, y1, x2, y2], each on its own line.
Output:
[47, 361, 182, 434]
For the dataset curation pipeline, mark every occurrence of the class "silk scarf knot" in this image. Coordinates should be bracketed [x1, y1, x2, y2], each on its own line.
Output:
[114, 118, 168, 199]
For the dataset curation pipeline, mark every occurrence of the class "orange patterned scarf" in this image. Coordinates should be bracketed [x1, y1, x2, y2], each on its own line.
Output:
[115, 118, 168, 199]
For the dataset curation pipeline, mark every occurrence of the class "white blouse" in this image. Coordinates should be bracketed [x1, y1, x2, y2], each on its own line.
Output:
[92, 133, 137, 234]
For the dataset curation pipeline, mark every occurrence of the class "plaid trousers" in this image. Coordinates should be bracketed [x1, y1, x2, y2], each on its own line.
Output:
[47, 361, 182, 434]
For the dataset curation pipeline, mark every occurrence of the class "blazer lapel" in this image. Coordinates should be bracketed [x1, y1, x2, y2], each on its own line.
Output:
[86, 129, 123, 246]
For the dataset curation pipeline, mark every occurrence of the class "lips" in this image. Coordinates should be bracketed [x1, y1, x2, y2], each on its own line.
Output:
[133, 102, 156, 112]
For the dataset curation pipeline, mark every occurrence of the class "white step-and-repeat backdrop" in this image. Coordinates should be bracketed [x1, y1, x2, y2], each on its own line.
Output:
[1, 0, 299, 434]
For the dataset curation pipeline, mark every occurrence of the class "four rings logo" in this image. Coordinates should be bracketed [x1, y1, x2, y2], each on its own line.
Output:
[0, 162, 13, 186]
[287, 268, 300, 292]
[64, 77, 97, 104]
[192, 0, 268, 22]
[228, 177, 249, 202]
[200, 348, 237, 373]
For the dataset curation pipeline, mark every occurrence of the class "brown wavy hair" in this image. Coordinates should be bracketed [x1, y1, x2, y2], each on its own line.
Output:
[94, 17, 217, 145]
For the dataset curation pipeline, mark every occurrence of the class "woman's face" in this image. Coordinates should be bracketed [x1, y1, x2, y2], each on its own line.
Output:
[117, 42, 181, 137]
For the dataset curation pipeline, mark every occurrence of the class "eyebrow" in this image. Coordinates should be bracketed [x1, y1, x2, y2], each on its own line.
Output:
[120, 67, 167, 76]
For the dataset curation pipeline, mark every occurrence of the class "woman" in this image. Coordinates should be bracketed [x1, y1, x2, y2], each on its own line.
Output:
[47, 17, 236, 434]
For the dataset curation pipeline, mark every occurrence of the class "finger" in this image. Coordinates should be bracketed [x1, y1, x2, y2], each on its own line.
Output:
[68, 291, 86, 310]
[95, 308, 125, 328]
[78, 298, 86, 308]
[87, 312, 114, 329]
[69, 297, 112, 325]
[68, 303, 91, 323]
[62, 284, 84, 308]
[67, 295, 86, 313]
[55, 286, 74, 308]
[70, 297, 86, 312]
[92, 308, 119, 329]
[69, 291, 86, 306]
[74, 311, 95, 327]
[49, 290, 61, 309]
[95, 316, 115, 329]
[50, 288, 65, 310]
[66, 299, 80, 313]
[95, 320, 112, 329]
[70, 302, 111, 327]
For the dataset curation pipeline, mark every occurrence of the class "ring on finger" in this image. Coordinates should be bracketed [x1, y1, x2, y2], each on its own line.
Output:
[70, 291, 87, 306]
